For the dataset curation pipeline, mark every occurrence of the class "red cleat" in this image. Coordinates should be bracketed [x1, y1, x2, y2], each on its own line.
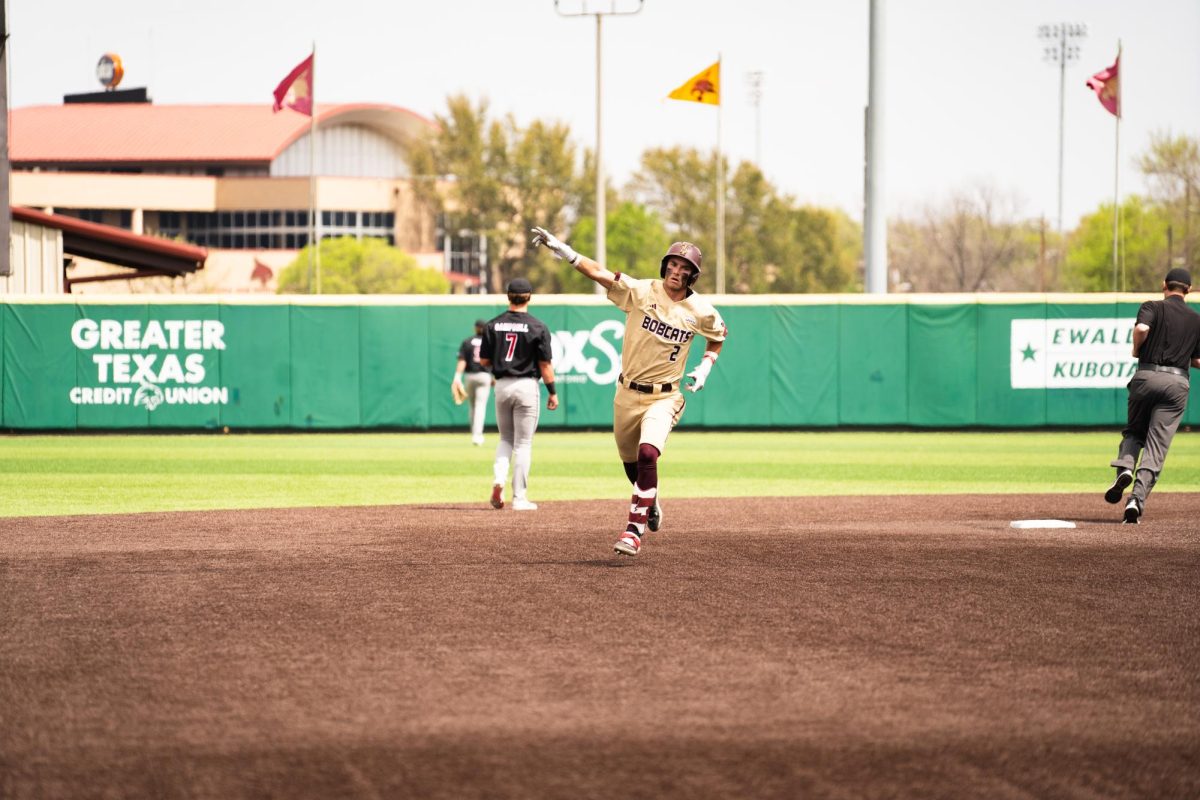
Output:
[613, 530, 641, 556]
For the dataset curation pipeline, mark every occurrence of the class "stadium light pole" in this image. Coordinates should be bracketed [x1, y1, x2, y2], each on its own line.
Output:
[555, 0, 644, 294]
[1038, 22, 1087, 259]
[863, 0, 887, 294]
[746, 71, 764, 168]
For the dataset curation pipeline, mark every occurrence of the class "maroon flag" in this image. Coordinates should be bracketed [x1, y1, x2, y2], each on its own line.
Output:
[272, 53, 313, 116]
[1086, 54, 1120, 118]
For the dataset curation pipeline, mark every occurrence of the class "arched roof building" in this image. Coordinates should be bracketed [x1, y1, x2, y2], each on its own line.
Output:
[9, 103, 482, 293]
[12, 103, 432, 176]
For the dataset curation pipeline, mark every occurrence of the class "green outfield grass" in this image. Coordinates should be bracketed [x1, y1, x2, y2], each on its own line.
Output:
[2, 430, 1198, 518]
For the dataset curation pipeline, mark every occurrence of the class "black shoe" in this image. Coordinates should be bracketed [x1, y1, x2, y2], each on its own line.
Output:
[1105, 470, 1133, 504]
[647, 500, 662, 533]
[1122, 499, 1141, 524]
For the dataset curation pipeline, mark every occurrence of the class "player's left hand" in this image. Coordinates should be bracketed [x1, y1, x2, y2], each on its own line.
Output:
[685, 353, 717, 392]
[547, 394, 559, 411]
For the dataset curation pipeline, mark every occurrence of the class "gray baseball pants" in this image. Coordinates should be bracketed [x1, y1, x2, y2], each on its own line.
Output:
[465, 372, 491, 439]
[1110, 370, 1191, 506]
[492, 377, 542, 502]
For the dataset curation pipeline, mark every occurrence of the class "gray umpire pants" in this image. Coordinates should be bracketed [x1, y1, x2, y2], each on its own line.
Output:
[465, 372, 491, 438]
[1111, 370, 1191, 506]
[492, 377, 542, 502]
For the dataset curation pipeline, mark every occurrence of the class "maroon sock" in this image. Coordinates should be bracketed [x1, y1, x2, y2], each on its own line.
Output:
[623, 461, 638, 485]
[636, 443, 659, 492]
[624, 445, 661, 536]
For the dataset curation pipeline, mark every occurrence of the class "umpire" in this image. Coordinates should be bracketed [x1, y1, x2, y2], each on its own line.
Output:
[1105, 267, 1200, 523]
[479, 277, 558, 512]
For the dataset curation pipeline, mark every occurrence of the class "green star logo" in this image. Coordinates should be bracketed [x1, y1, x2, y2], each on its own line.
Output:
[1020, 343, 1038, 362]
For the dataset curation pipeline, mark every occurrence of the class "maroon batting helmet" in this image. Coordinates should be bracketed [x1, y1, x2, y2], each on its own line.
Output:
[660, 242, 702, 287]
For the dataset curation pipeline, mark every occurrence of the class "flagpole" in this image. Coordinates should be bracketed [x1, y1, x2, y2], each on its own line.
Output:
[309, 41, 321, 295]
[716, 53, 725, 294]
[1111, 41, 1121, 292]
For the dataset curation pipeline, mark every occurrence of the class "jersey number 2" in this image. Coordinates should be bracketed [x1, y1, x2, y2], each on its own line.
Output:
[668, 344, 682, 362]
[504, 333, 518, 361]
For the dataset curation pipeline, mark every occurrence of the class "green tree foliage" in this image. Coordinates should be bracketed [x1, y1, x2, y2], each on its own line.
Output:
[276, 237, 449, 294]
[560, 202, 669, 291]
[1063, 196, 1171, 292]
[406, 94, 577, 293]
[628, 147, 859, 293]
[628, 147, 718, 248]
[1136, 131, 1200, 270]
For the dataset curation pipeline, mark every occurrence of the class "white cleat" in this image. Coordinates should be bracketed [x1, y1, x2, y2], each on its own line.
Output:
[511, 499, 538, 511]
[472, 434, 484, 446]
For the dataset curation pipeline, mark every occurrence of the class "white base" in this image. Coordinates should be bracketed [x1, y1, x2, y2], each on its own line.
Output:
[1010, 519, 1077, 529]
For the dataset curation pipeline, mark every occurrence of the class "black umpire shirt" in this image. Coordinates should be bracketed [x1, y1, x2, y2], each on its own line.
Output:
[457, 335, 485, 374]
[481, 311, 553, 380]
[1136, 295, 1200, 370]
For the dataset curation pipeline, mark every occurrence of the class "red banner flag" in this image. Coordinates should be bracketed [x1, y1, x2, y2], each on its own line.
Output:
[1086, 55, 1120, 118]
[272, 54, 313, 116]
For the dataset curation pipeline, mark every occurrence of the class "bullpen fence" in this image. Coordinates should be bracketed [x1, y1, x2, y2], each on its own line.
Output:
[2, 294, 1197, 431]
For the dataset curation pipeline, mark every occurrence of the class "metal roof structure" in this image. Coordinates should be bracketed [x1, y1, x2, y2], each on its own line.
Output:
[13, 206, 207, 289]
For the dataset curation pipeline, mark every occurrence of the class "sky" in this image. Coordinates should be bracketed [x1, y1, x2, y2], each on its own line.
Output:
[9, 0, 1200, 231]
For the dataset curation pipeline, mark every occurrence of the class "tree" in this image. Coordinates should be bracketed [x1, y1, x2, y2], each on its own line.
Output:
[888, 185, 1039, 291]
[1063, 196, 1171, 292]
[406, 94, 579, 293]
[628, 147, 859, 293]
[1136, 131, 1200, 270]
[628, 147, 719, 249]
[276, 236, 449, 294]
[560, 202, 669, 292]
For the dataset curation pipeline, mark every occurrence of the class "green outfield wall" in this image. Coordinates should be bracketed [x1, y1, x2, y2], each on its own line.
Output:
[3, 295, 1198, 430]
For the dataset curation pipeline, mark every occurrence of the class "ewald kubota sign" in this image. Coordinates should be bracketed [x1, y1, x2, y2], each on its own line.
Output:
[70, 318, 230, 410]
[1010, 318, 1138, 389]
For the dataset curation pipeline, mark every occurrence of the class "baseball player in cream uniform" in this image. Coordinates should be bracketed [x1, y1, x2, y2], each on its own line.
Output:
[531, 227, 727, 557]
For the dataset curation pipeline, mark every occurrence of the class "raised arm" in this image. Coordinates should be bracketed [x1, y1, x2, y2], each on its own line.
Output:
[531, 227, 616, 291]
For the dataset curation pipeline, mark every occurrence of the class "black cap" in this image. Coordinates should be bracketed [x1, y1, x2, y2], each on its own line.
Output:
[507, 277, 534, 294]
[474, 319, 486, 327]
[1165, 267, 1192, 286]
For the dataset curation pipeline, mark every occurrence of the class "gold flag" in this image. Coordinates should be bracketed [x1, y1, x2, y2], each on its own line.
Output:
[667, 61, 720, 105]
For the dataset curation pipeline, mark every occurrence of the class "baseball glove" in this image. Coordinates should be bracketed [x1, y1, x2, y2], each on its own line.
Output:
[451, 380, 468, 405]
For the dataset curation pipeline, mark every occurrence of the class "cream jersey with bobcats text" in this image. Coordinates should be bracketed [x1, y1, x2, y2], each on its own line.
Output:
[606, 273, 727, 386]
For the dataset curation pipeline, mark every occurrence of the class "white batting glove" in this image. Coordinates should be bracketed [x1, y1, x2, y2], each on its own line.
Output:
[685, 352, 719, 392]
[530, 226, 581, 266]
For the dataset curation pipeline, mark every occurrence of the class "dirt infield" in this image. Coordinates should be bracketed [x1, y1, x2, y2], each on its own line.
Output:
[1, 493, 1197, 799]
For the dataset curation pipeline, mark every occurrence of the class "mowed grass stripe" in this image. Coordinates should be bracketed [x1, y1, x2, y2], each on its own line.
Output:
[2, 431, 1197, 517]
